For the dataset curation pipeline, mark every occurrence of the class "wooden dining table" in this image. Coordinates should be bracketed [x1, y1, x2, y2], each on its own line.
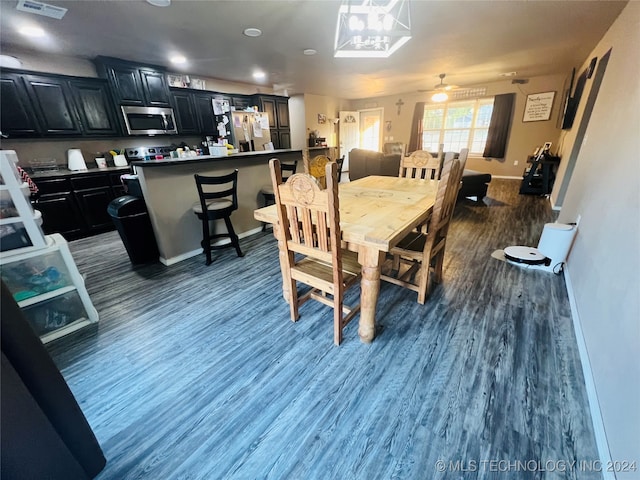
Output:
[254, 175, 439, 343]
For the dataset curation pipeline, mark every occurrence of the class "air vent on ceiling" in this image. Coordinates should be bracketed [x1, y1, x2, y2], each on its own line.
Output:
[451, 87, 487, 100]
[17, 0, 67, 19]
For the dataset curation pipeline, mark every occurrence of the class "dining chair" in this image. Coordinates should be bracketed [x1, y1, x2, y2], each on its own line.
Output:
[269, 158, 361, 345]
[258, 159, 298, 231]
[381, 152, 465, 304]
[193, 171, 244, 265]
[308, 154, 331, 188]
[399, 149, 443, 180]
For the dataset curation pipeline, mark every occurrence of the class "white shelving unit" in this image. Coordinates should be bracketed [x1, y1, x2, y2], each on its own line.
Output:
[1, 150, 99, 343]
[1, 150, 46, 253]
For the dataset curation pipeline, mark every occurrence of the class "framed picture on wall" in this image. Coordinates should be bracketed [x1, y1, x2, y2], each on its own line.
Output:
[317, 114, 327, 124]
[523, 91, 556, 122]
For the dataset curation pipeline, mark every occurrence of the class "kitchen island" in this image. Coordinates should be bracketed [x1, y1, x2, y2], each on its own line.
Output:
[132, 149, 302, 265]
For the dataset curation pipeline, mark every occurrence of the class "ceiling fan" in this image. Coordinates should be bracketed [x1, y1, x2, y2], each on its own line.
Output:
[418, 73, 459, 97]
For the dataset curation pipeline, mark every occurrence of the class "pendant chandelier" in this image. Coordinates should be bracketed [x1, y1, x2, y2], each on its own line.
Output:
[334, 0, 411, 58]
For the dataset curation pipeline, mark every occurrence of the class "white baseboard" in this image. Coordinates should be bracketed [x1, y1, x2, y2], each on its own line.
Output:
[564, 266, 614, 479]
[159, 226, 265, 266]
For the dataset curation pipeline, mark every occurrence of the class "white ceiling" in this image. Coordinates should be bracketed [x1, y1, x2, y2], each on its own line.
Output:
[0, 0, 627, 99]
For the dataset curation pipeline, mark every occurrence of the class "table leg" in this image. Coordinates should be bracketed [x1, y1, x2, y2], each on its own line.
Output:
[358, 248, 385, 343]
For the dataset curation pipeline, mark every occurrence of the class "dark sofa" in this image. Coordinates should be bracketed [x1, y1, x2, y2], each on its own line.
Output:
[348, 148, 491, 201]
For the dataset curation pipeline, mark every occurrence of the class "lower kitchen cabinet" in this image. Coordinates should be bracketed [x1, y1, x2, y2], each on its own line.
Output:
[32, 168, 129, 239]
[35, 192, 84, 238]
[74, 186, 114, 231]
[0, 233, 99, 343]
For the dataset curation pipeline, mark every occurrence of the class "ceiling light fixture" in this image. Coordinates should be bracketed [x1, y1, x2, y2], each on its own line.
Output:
[243, 28, 262, 38]
[303, 49, 317, 56]
[334, 0, 411, 58]
[253, 71, 266, 80]
[170, 55, 187, 65]
[18, 25, 45, 37]
[431, 73, 450, 102]
[0, 55, 22, 68]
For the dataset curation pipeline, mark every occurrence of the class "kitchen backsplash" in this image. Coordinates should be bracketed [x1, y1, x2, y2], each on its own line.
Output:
[0, 136, 202, 170]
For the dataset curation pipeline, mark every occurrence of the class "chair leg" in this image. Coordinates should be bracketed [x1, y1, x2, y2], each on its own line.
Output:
[223, 216, 244, 257]
[333, 294, 343, 345]
[417, 253, 433, 305]
[289, 279, 299, 321]
[201, 217, 212, 266]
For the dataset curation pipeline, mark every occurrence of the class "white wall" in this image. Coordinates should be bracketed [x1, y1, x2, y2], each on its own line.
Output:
[557, 3, 639, 477]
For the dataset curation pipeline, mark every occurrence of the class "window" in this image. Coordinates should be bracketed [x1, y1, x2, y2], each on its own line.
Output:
[422, 98, 494, 154]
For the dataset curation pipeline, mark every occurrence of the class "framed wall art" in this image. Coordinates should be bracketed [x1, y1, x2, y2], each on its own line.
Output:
[523, 91, 556, 122]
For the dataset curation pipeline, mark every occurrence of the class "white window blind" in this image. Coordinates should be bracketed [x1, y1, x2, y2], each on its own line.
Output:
[422, 98, 494, 155]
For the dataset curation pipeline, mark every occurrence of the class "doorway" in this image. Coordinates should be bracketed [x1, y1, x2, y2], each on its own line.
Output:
[359, 108, 384, 151]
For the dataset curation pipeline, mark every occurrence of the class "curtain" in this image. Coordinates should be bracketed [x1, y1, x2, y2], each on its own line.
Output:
[408, 102, 425, 153]
[483, 93, 515, 158]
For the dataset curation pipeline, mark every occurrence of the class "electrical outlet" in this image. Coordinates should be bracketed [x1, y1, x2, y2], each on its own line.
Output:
[513, 160, 519, 166]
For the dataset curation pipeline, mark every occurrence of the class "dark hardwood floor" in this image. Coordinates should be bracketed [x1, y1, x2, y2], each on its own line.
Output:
[47, 179, 601, 479]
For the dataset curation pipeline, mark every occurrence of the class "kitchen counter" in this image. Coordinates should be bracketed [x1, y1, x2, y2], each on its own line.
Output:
[133, 149, 303, 265]
[130, 149, 296, 168]
[29, 166, 131, 180]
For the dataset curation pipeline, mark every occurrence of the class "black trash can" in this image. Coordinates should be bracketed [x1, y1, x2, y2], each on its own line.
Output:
[107, 195, 159, 264]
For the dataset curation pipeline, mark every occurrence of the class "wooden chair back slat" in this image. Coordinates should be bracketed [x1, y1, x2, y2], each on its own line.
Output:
[400, 150, 443, 180]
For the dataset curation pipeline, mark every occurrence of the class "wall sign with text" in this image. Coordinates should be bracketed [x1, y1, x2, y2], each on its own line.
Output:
[523, 91, 556, 122]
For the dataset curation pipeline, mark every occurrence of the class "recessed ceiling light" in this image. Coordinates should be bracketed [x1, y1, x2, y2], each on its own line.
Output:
[170, 55, 187, 64]
[18, 26, 45, 38]
[253, 71, 266, 80]
[146, 0, 171, 6]
[0, 55, 22, 68]
[243, 28, 262, 38]
[303, 49, 317, 56]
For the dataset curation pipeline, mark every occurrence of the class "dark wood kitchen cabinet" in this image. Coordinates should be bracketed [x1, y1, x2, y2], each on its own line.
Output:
[193, 92, 216, 135]
[67, 78, 120, 136]
[22, 74, 83, 136]
[139, 69, 171, 107]
[230, 95, 252, 111]
[32, 169, 129, 240]
[171, 89, 200, 135]
[253, 95, 290, 149]
[94, 57, 171, 108]
[71, 175, 115, 231]
[0, 69, 120, 138]
[0, 72, 41, 137]
[33, 178, 84, 238]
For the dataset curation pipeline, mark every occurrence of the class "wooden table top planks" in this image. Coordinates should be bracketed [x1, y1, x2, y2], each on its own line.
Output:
[254, 175, 438, 252]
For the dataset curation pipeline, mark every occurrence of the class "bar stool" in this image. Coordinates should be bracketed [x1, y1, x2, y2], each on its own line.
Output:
[193, 171, 244, 265]
[258, 159, 297, 231]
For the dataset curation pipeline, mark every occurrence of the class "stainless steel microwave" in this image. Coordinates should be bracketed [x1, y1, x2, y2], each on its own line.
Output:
[121, 106, 177, 135]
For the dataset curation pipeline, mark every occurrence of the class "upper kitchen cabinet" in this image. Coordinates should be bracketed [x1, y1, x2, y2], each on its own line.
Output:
[253, 95, 290, 149]
[170, 89, 200, 135]
[67, 78, 120, 136]
[193, 92, 216, 135]
[230, 95, 252, 111]
[1, 70, 120, 138]
[21, 74, 83, 136]
[139, 69, 171, 107]
[94, 56, 171, 108]
[0, 72, 41, 137]
[253, 95, 290, 130]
